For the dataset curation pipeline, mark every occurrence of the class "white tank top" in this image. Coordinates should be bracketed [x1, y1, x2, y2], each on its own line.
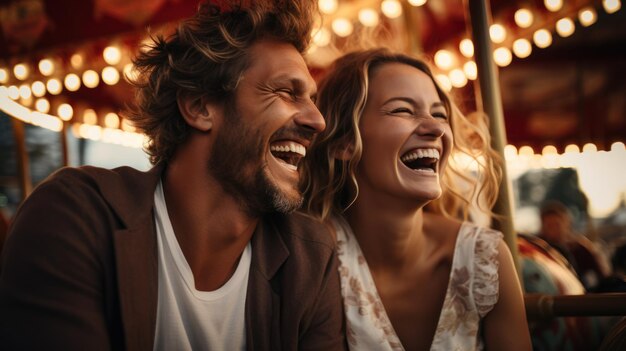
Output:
[153, 181, 250, 351]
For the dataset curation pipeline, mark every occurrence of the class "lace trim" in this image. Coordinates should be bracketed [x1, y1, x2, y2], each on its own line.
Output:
[472, 226, 502, 318]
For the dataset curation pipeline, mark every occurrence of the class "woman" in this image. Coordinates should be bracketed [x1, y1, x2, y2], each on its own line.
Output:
[302, 48, 531, 350]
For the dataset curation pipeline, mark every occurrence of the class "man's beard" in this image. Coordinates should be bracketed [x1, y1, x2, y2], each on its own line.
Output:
[208, 103, 303, 216]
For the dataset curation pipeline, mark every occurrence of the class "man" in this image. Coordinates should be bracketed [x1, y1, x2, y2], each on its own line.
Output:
[0, 1, 345, 350]
[539, 201, 610, 290]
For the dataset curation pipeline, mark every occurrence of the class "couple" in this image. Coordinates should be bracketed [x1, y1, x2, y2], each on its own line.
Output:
[0, 1, 530, 350]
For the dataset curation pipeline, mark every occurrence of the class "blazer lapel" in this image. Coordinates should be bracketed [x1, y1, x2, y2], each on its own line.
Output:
[113, 219, 158, 351]
[246, 216, 289, 351]
[89, 164, 165, 351]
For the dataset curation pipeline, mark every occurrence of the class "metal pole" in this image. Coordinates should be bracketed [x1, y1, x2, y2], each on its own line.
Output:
[525, 293, 626, 320]
[11, 118, 32, 201]
[401, 1, 424, 56]
[466, 0, 520, 271]
[60, 122, 69, 167]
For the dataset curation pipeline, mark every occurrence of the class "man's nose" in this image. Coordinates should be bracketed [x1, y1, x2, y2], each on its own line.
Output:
[294, 102, 326, 134]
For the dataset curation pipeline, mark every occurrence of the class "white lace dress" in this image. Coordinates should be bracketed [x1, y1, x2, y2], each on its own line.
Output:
[334, 217, 502, 351]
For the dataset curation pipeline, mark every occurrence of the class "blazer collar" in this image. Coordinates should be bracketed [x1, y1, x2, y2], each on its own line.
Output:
[83, 163, 164, 351]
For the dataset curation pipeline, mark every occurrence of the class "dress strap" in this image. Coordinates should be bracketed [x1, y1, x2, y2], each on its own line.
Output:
[332, 217, 404, 351]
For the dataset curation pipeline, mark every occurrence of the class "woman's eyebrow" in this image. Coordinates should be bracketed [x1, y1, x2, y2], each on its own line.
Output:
[381, 96, 417, 106]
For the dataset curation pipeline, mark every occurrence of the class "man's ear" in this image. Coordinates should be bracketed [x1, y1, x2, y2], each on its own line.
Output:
[177, 93, 217, 132]
[333, 140, 355, 161]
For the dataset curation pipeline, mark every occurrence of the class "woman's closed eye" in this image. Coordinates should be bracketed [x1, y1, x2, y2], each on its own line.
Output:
[389, 107, 414, 115]
[432, 112, 448, 120]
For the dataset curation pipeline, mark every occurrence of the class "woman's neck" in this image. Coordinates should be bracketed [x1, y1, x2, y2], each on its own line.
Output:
[345, 196, 427, 272]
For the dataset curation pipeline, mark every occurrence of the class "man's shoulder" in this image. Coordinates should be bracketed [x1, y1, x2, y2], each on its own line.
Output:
[29, 165, 161, 225]
[274, 211, 336, 251]
[42, 165, 143, 188]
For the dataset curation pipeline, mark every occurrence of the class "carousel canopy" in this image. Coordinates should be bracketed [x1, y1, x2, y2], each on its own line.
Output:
[1, 0, 625, 152]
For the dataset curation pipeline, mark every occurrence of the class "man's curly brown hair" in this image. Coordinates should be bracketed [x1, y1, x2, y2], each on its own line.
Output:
[125, 0, 317, 164]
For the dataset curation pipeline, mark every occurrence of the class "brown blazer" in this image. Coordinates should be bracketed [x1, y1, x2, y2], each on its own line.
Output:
[0, 164, 345, 351]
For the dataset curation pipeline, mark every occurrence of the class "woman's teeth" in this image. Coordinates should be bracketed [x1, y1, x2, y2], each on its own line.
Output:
[400, 148, 440, 162]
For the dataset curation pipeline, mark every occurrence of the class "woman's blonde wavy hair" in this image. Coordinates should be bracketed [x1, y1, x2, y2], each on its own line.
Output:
[302, 48, 502, 222]
[125, 0, 317, 165]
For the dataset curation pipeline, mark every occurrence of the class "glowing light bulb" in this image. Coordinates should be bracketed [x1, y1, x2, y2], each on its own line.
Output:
[82, 70, 100, 88]
[564, 144, 580, 153]
[7, 86, 20, 100]
[603, 0, 621, 14]
[71, 53, 84, 69]
[103, 46, 122, 65]
[610, 142, 625, 151]
[504, 145, 518, 159]
[104, 112, 121, 129]
[83, 109, 97, 125]
[121, 119, 136, 132]
[19, 84, 32, 99]
[358, 8, 380, 27]
[38, 58, 54, 76]
[312, 28, 331, 47]
[463, 61, 477, 80]
[35, 98, 50, 113]
[332, 18, 353, 37]
[582, 143, 597, 153]
[513, 38, 532, 58]
[533, 29, 552, 48]
[515, 8, 534, 28]
[449, 69, 467, 88]
[542, 145, 558, 155]
[0, 68, 7, 83]
[519, 146, 534, 156]
[578, 7, 597, 26]
[408, 0, 427, 6]
[31, 81, 46, 97]
[434, 50, 455, 70]
[381, 0, 402, 19]
[46, 78, 62, 95]
[493, 47, 512, 67]
[102, 66, 120, 85]
[64, 73, 81, 92]
[318, 0, 338, 14]
[459, 39, 474, 58]
[13, 63, 29, 80]
[489, 24, 506, 44]
[57, 103, 73, 121]
[556, 17, 575, 37]
[545, 0, 563, 12]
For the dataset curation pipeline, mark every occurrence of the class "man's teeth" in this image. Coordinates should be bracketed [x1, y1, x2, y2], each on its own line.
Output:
[270, 142, 306, 157]
[400, 148, 440, 162]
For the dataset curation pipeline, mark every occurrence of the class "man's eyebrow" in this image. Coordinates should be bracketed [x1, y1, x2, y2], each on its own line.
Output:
[271, 74, 316, 95]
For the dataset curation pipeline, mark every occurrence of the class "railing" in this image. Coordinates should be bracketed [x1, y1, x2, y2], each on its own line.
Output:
[525, 293, 626, 351]
[525, 293, 626, 320]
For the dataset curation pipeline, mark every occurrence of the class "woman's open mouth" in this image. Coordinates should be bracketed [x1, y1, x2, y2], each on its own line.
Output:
[400, 148, 440, 173]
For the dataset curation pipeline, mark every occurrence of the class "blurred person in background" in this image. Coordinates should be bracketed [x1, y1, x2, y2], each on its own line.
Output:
[594, 242, 626, 292]
[538, 200, 611, 291]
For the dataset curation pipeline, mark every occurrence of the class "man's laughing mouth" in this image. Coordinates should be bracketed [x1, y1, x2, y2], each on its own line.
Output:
[270, 141, 306, 171]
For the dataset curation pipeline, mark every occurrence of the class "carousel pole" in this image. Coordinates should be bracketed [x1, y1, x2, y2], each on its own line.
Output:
[11, 118, 32, 201]
[60, 122, 69, 167]
[466, 0, 521, 272]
